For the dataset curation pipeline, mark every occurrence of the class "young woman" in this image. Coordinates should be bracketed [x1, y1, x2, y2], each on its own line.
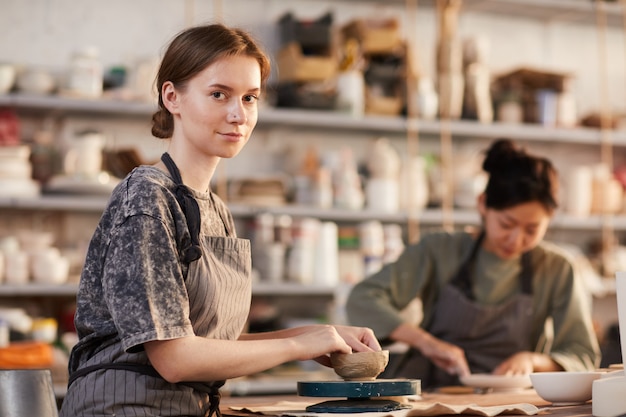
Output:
[60, 24, 380, 417]
[346, 139, 600, 390]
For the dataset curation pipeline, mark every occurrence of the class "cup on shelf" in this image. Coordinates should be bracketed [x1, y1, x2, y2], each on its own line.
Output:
[4, 251, 29, 285]
[0, 64, 16, 94]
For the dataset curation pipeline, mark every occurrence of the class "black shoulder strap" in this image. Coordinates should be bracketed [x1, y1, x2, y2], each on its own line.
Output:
[161, 152, 202, 263]
[449, 231, 485, 300]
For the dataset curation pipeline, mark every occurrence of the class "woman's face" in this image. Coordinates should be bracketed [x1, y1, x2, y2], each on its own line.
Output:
[165, 54, 261, 159]
[479, 197, 552, 260]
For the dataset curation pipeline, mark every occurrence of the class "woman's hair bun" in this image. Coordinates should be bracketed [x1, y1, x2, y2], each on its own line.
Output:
[482, 138, 522, 175]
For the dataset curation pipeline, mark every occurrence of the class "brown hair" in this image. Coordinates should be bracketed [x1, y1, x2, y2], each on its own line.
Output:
[151, 23, 271, 139]
[482, 138, 559, 213]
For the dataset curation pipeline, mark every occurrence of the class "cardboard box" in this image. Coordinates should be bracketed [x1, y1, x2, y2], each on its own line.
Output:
[342, 19, 403, 55]
[277, 43, 337, 83]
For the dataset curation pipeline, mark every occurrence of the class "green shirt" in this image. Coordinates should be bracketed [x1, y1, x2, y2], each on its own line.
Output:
[346, 230, 601, 371]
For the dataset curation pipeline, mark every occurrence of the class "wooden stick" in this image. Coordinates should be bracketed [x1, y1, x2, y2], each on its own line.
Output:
[405, 0, 422, 244]
[594, 0, 616, 265]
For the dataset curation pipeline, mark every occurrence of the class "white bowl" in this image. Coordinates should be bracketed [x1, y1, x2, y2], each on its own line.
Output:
[530, 371, 604, 405]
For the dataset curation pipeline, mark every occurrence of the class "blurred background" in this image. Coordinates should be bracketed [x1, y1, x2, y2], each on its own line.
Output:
[0, 0, 625, 398]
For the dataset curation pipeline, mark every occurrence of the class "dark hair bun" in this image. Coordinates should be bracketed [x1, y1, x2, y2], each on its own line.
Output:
[482, 138, 522, 175]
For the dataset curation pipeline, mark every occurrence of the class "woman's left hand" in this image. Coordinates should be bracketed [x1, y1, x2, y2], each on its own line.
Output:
[492, 352, 535, 375]
[493, 351, 563, 375]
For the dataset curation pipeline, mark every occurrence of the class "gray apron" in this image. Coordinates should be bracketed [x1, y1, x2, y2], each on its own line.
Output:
[385, 232, 534, 390]
[62, 154, 251, 417]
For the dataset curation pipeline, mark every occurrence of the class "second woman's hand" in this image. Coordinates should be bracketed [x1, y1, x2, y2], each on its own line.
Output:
[419, 333, 470, 377]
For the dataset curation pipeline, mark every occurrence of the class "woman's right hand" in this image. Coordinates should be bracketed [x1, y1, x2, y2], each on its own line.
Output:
[390, 323, 470, 377]
[419, 334, 470, 376]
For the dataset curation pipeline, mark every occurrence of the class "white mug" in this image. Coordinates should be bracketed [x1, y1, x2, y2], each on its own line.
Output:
[5, 251, 29, 285]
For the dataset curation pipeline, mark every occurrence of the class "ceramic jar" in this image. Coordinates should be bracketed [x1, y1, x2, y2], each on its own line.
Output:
[417, 78, 438, 120]
[68, 46, 103, 98]
[64, 131, 105, 177]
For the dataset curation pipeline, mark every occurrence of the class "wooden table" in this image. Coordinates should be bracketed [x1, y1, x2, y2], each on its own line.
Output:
[220, 389, 593, 417]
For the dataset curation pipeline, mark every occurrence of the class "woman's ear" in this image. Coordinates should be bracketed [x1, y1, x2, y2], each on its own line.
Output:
[477, 193, 487, 217]
[162, 81, 180, 115]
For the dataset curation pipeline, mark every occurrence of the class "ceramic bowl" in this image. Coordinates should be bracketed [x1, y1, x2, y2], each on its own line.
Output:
[530, 371, 604, 405]
[16, 68, 55, 95]
[330, 350, 389, 381]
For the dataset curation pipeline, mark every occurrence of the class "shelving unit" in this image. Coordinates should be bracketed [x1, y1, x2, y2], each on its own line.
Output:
[1, 0, 623, 314]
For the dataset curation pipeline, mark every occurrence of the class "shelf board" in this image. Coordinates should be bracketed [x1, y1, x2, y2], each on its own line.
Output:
[0, 195, 110, 212]
[460, 0, 625, 28]
[0, 282, 335, 297]
[0, 283, 79, 296]
[348, 0, 625, 28]
[3, 196, 626, 230]
[0, 93, 156, 117]
[262, 107, 626, 145]
[252, 282, 336, 296]
[3, 93, 626, 145]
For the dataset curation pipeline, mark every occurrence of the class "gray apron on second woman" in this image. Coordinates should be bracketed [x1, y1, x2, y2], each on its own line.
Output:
[61, 155, 252, 417]
[385, 232, 534, 390]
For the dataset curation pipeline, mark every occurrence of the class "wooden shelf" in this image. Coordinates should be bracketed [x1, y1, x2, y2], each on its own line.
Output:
[3, 195, 626, 231]
[0, 282, 336, 297]
[3, 94, 626, 145]
[0, 283, 79, 296]
[345, 0, 625, 28]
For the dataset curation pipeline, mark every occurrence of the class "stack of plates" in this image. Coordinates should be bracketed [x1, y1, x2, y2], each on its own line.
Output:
[0, 146, 40, 198]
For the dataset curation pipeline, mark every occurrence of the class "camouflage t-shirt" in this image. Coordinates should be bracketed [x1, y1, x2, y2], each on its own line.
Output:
[68, 165, 236, 372]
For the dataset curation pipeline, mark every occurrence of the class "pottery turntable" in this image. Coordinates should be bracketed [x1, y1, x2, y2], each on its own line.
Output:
[296, 350, 420, 413]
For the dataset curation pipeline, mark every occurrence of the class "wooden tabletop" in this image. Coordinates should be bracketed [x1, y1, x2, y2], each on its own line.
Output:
[220, 389, 593, 417]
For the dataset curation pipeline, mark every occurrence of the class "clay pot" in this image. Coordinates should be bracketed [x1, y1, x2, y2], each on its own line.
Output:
[330, 350, 389, 381]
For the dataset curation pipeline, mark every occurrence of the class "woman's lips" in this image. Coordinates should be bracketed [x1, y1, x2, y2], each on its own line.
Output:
[221, 132, 243, 141]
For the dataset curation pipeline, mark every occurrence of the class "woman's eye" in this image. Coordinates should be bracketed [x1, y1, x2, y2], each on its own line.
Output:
[243, 94, 258, 103]
[211, 91, 226, 99]
[525, 228, 538, 236]
[499, 222, 514, 230]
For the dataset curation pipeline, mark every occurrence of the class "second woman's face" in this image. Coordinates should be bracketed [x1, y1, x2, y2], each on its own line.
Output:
[172, 55, 261, 159]
[481, 200, 552, 260]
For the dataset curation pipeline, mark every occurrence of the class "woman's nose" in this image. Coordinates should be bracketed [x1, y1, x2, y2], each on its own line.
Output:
[507, 229, 524, 249]
[227, 102, 246, 124]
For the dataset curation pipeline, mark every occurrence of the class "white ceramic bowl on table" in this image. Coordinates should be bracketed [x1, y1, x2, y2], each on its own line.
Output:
[530, 371, 604, 406]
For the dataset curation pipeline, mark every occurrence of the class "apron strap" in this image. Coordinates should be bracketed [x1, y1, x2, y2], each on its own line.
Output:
[449, 231, 485, 300]
[520, 250, 533, 295]
[161, 152, 202, 263]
